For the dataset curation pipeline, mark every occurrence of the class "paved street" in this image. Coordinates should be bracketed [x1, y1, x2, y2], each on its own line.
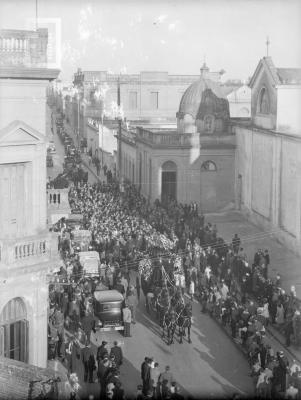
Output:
[47, 109, 301, 398]
[207, 212, 301, 298]
[68, 277, 254, 399]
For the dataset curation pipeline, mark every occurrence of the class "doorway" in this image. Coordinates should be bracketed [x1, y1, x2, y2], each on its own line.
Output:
[161, 161, 177, 203]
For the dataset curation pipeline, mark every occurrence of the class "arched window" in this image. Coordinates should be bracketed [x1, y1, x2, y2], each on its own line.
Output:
[201, 160, 217, 171]
[0, 298, 28, 362]
[257, 87, 270, 114]
[204, 115, 215, 134]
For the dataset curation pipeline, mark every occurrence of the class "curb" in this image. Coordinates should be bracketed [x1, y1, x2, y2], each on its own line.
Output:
[265, 325, 301, 364]
[208, 311, 250, 359]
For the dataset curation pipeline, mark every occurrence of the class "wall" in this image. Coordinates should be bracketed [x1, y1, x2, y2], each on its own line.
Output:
[0, 276, 48, 368]
[227, 85, 251, 118]
[135, 140, 235, 211]
[234, 124, 301, 255]
[0, 142, 46, 237]
[121, 139, 137, 184]
[0, 80, 47, 135]
[86, 122, 117, 158]
[276, 85, 301, 135]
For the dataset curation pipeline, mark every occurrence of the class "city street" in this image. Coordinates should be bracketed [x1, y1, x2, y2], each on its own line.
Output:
[70, 278, 254, 399]
[48, 110, 301, 399]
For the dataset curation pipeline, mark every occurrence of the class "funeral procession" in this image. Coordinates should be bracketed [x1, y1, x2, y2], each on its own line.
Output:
[0, 0, 301, 399]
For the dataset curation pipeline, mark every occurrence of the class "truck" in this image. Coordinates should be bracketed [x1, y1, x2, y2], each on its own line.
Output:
[78, 251, 101, 277]
[71, 229, 91, 251]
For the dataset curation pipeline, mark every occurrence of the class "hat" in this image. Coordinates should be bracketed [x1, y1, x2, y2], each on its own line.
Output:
[102, 341, 108, 345]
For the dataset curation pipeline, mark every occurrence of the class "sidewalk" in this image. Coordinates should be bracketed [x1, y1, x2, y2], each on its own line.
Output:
[63, 120, 106, 184]
[207, 211, 301, 364]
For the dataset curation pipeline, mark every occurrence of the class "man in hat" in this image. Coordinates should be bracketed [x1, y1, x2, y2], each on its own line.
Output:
[97, 341, 109, 362]
[81, 343, 96, 383]
[278, 350, 289, 392]
[127, 287, 138, 324]
[81, 310, 95, 345]
[110, 341, 123, 368]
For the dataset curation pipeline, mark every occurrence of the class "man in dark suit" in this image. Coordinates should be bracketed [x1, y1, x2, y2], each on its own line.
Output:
[97, 340, 109, 362]
[110, 341, 123, 368]
[141, 357, 151, 395]
[81, 344, 96, 383]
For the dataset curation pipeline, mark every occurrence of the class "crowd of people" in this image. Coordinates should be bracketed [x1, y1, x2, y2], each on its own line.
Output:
[48, 121, 301, 399]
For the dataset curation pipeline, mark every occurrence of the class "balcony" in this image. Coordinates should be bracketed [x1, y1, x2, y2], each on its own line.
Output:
[136, 127, 198, 148]
[0, 231, 59, 270]
[0, 29, 48, 68]
[47, 188, 71, 225]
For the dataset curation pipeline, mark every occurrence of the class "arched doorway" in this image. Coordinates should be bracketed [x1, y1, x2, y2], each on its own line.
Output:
[0, 298, 28, 362]
[161, 161, 177, 203]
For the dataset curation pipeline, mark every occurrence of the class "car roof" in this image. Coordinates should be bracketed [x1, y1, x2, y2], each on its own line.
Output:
[94, 290, 124, 303]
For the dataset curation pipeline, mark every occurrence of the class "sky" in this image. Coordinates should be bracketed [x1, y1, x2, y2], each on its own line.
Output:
[0, 0, 301, 83]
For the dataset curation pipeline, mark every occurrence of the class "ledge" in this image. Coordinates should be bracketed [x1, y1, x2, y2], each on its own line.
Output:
[0, 66, 60, 81]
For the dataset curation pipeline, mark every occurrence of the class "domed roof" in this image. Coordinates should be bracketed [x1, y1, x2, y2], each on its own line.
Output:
[178, 77, 226, 119]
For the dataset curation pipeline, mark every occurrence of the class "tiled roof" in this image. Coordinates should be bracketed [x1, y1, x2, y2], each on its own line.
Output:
[276, 68, 301, 84]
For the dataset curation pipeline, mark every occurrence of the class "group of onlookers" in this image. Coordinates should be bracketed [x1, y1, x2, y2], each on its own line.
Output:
[138, 358, 183, 400]
[48, 141, 301, 399]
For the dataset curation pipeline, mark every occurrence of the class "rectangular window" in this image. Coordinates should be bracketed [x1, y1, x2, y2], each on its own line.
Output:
[129, 91, 138, 109]
[150, 91, 159, 109]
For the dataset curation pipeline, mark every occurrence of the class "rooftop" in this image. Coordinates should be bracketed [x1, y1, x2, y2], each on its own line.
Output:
[276, 68, 301, 85]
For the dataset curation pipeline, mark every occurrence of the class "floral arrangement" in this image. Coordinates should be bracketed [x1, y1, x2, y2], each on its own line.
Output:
[69, 373, 81, 393]
[138, 257, 152, 281]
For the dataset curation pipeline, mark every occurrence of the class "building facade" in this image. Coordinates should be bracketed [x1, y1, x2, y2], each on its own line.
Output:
[120, 64, 236, 212]
[233, 57, 301, 255]
[0, 28, 60, 368]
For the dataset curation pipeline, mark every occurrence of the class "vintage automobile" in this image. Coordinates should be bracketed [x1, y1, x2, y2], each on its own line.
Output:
[71, 229, 91, 251]
[78, 251, 101, 276]
[47, 142, 56, 154]
[93, 289, 124, 332]
[65, 213, 84, 230]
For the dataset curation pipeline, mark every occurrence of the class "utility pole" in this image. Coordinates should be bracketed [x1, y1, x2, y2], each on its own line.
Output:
[117, 76, 122, 181]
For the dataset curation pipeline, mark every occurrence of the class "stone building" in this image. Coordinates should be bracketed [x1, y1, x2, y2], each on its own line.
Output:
[65, 67, 225, 144]
[0, 29, 60, 368]
[120, 64, 236, 212]
[233, 56, 301, 256]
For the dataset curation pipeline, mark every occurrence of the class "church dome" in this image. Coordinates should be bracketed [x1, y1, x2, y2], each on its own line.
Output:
[178, 69, 226, 119]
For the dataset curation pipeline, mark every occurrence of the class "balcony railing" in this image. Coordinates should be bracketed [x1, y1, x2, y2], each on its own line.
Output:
[0, 28, 48, 68]
[0, 232, 58, 267]
[136, 127, 197, 147]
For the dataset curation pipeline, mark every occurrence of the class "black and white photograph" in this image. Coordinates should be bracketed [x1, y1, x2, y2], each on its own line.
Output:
[0, 0, 301, 399]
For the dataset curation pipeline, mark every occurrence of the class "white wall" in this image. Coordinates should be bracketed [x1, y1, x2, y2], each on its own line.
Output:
[0, 80, 47, 135]
[234, 124, 301, 255]
[276, 85, 301, 135]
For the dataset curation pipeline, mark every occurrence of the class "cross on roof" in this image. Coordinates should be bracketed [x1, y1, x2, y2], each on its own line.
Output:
[266, 36, 270, 57]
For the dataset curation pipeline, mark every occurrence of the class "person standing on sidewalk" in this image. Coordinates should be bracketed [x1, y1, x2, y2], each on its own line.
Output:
[122, 302, 132, 337]
[127, 287, 138, 324]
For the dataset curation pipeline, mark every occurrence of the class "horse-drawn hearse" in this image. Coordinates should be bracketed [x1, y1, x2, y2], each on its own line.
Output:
[138, 253, 193, 345]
